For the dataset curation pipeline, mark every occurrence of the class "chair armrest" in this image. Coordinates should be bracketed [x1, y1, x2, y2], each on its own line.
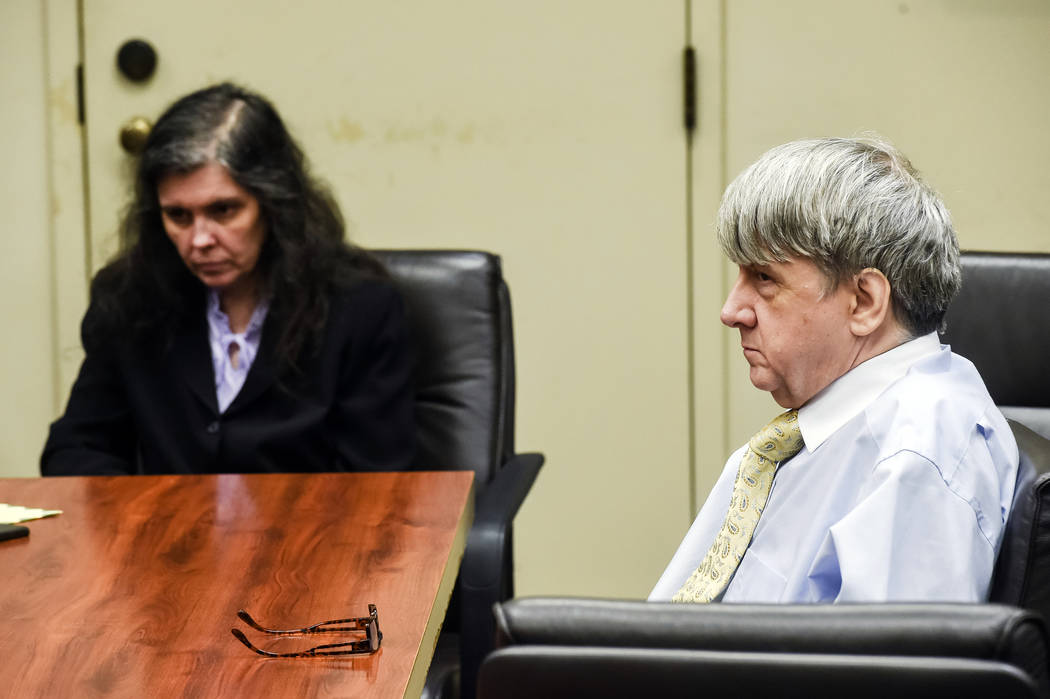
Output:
[462, 452, 544, 591]
[491, 597, 1050, 697]
[457, 452, 543, 699]
[495, 598, 1043, 655]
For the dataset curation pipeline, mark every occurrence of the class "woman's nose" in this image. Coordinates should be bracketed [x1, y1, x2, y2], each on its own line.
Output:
[191, 220, 216, 248]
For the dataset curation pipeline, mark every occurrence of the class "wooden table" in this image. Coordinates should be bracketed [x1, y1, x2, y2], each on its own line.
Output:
[0, 471, 474, 698]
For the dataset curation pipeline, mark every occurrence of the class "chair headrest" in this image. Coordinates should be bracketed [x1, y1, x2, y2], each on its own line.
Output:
[941, 252, 1050, 411]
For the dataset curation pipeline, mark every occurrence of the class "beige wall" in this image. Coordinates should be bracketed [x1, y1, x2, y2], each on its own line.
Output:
[0, 0, 87, 480]
[1, 1, 58, 479]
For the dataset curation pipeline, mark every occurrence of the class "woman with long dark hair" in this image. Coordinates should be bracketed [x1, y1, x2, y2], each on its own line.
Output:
[42, 83, 416, 474]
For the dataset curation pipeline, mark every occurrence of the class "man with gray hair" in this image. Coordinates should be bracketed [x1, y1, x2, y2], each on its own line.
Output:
[651, 137, 1019, 604]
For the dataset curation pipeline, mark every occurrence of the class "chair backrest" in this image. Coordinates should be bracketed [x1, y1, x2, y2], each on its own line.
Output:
[940, 251, 1050, 440]
[481, 598, 1050, 699]
[372, 250, 515, 488]
[990, 420, 1050, 621]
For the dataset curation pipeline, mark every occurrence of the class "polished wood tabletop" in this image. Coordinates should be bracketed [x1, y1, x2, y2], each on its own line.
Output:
[0, 471, 474, 698]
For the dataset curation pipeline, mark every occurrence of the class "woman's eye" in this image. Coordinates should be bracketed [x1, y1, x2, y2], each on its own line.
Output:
[209, 201, 240, 219]
[164, 209, 191, 225]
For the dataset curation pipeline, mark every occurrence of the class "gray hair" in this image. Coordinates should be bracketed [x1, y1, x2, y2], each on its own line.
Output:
[716, 136, 961, 336]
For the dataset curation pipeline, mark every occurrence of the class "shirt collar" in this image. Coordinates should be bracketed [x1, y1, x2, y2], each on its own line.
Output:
[206, 289, 270, 339]
[797, 332, 942, 451]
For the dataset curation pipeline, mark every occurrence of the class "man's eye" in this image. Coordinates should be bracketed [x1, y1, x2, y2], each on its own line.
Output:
[756, 272, 772, 282]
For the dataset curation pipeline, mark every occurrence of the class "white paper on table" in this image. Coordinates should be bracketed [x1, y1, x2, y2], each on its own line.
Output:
[0, 503, 63, 524]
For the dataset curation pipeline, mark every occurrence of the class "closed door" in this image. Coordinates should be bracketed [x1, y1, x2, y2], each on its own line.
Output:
[80, 1, 695, 597]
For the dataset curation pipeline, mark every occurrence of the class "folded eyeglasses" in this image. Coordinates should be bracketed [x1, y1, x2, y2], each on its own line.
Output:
[231, 603, 382, 657]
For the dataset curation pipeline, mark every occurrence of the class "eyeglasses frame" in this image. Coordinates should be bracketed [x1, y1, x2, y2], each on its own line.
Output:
[231, 603, 382, 657]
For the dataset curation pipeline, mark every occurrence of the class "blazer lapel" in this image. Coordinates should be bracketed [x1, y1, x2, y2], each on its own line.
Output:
[171, 311, 218, 413]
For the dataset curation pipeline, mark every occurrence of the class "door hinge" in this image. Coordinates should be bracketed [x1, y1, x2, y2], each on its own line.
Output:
[76, 63, 85, 125]
[683, 46, 697, 134]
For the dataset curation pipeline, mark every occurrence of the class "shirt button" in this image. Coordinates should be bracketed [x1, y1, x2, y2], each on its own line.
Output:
[206, 421, 220, 434]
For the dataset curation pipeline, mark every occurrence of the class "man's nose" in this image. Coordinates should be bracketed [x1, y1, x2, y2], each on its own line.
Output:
[720, 272, 756, 329]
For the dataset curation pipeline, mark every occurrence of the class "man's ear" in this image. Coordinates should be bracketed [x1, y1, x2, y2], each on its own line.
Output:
[848, 267, 893, 337]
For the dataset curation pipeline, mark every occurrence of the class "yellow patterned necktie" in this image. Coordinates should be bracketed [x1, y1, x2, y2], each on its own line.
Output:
[672, 409, 804, 603]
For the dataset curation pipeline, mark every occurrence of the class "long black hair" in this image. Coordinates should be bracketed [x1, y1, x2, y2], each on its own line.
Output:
[89, 82, 385, 372]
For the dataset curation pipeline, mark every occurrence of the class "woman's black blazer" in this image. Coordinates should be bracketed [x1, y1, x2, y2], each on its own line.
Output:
[41, 279, 416, 475]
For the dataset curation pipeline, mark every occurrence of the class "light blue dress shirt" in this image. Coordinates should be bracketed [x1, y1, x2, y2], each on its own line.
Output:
[650, 333, 1019, 603]
[206, 291, 269, 413]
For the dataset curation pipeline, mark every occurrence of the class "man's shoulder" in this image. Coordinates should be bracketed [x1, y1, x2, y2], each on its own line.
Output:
[863, 349, 1012, 466]
[878, 349, 995, 416]
[885, 349, 990, 407]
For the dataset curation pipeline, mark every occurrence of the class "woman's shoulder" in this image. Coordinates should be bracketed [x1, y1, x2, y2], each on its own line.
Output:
[327, 273, 406, 323]
[89, 256, 132, 298]
[80, 259, 134, 350]
[83, 255, 199, 353]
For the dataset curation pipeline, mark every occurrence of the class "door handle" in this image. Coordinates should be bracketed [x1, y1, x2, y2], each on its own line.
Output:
[119, 116, 152, 154]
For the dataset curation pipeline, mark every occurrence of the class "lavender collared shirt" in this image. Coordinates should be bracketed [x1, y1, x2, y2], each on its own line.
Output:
[206, 290, 270, 413]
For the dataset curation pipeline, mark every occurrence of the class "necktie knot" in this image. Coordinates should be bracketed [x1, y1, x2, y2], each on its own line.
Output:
[748, 409, 804, 463]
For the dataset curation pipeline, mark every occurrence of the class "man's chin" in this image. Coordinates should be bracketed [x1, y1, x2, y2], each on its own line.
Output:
[770, 393, 800, 409]
[748, 371, 798, 407]
[748, 367, 776, 393]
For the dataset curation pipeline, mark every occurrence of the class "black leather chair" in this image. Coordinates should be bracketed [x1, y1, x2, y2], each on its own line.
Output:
[478, 419, 1050, 699]
[371, 250, 544, 699]
[990, 421, 1050, 623]
[481, 600, 1048, 698]
[476, 249, 1050, 698]
[941, 251, 1050, 440]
